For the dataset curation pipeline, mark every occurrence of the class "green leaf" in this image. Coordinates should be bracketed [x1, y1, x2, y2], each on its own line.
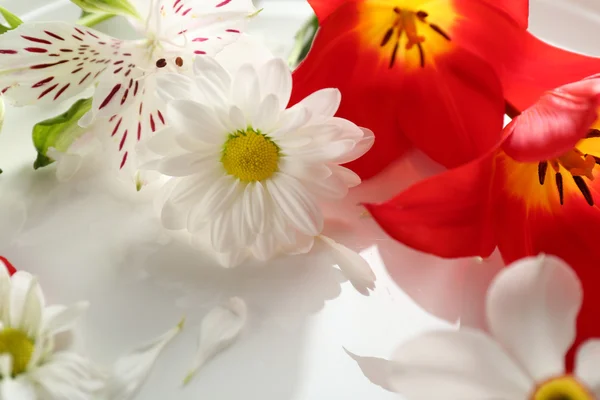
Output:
[0, 25, 9, 35]
[0, 6, 22, 29]
[70, 0, 141, 20]
[32, 98, 92, 170]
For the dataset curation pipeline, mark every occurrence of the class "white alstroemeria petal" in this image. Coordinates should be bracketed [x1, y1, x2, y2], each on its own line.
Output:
[231, 64, 260, 117]
[42, 302, 89, 336]
[257, 58, 292, 109]
[156, 73, 198, 103]
[0, 22, 117, 106]
[167, 100, 226, 145]
[0, 196, 26, 246]
[320, 236, 375, 295]
[295, 88, 341, 121]
[390, 329, 533, 399]
[183, 297, 247, 385]
[252, 94, 280, 133]
[345, 349, 396, 392]
[575, 340, 600, 394]
[104, 319, 184, 400]
[0, 376, 36, 400]
[266, 173, 323, 236]
[486, 255, 581, 381]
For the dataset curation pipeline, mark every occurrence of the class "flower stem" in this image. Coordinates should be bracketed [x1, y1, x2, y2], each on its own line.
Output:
[287, 15, 319, 68]
[76, 12, 115, 28]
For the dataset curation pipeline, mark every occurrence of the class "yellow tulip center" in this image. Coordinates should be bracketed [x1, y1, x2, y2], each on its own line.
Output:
[221, 129, 280, 182]
[532, 376, 594, 400]
[0, 328, 34, 376]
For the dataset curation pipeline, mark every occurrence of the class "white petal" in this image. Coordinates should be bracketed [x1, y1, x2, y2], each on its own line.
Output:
[296, 88, 341, 120]
[167, 100, 226, 145]
[0, 376, 36, 400]
[390, 329, 532, 399]
[49, 150, 83, 182]
[486, 255, 581, 381]
[210, 209, 237, 253]
[214, 34, 274, 78]
[156, 73, 197, 103]
[266, 173, 323, 236]
[245, 181, 266, 234]
[215, 249, 248, 269]
[192, 56, 231, 93]
[320, 236, 375, 295]
[0, 355, 12, 379]
[9, 272, 44, 337]
[575, 340, 600, 393]
[0, 260, 11, 325]
[251, 233, 278, 261]
[329, 164, 361, 188]
[269, 107, 310, 137]
[161, 199, 189, 230]
[157, 151, 217, 177]
[187, 175, 238, 232]
[345, 349, 396, 392]
[42, 302, 88, 336]
[252, 94, 280, 132]
[228, 105, 247, 131]
[231, 64, 260, 117]
[0, 196, 26, 246]
[257, 58, 292, 108]
[335, 128, 375, 164]
[183, 297, 247, 385]
[104, 319, 184, 400]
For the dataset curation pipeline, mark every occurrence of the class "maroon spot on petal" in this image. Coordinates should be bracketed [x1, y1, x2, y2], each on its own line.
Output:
[112, 117, 123, 137]
[182, 7, 192, 16]
[134, 81, 139, 96]
[192, 37, 208, 42]
[150, 114, 156, 132]
[72, 35, 83, 41]
[54, 83, 70, 100]
[49, 53, 60, 57]
[31, 60, 69, 69]
[87, 30, 99, 39]
[157, 110, 165, 124]
[216, 0, 232, 7]
[178, 29, 188, 35]
[71, 67, 83, 74]
[173, 0, 182, 8]
[121, 89, 129, 105]
[120, 152, 128, 169]
[114, 67, 123, 74]
[79, 44, 90, 48]
[139, 102, 143, 116]
[176, 4, 184, 13]
[73, 57, 80, 60]
[22, 35, 52, 45]
[0, 50, 17, 54]
[38, 83, 59, 99]
[124, 69, 132, 77]
[137, 122, 142, 140]
[94, 68, 106, 78]
[2, 87, 10, 94]
[225, 29, 240, 33]
[99, 83, 122, 110]
[74, 27, 85, 35]
[60, 49, 73, 52]
[119, 130, 128, 151]
[98, 41, 106, 45]
[44, 31, 65, 41]
[77, 62, 84, 67]
[25, 47, 48, 53]
[32, 76, 54, 88]
[79, 72, 91, 85]
[123, 53, 132, 56]
[194, 50, 206, 55]
[114, 60, 124, 65]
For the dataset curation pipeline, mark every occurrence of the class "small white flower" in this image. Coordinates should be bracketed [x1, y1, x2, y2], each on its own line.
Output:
[0, 0, 256, 183]
[149, 55, 374, 266]
[349, 255, 600, 400]
[0, 258, 103, 399]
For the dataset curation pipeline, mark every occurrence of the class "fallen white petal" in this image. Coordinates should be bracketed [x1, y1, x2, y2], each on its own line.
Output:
[344, 348, 396, 392]
[183, 297, 248, 385]
[104, 319, 184, 400]
[320, 236, 376, 296]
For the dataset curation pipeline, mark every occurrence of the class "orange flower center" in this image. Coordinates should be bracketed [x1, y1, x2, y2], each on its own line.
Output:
[537, 129, 600, 206]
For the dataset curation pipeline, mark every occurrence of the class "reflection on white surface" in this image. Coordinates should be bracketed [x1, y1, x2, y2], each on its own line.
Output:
[0, 0, 599, 399]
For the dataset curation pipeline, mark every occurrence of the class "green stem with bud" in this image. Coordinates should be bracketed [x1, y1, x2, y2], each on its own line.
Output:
[76, 12, 114, 27]
[287, 15, 319, 69]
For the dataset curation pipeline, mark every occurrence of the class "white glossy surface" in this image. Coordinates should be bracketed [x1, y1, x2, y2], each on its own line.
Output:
[0, 1, 598, 399]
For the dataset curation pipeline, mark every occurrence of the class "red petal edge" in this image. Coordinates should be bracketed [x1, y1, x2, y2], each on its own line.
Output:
[0, 256, 17, 276]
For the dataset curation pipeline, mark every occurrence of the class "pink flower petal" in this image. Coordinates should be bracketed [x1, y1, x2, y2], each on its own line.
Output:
[503, 77, 600, 162]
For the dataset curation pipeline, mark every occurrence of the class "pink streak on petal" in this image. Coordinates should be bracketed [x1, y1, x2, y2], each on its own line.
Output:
[503, 77, 600, 162]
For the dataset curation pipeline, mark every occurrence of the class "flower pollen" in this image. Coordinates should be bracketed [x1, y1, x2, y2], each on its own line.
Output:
[532, 376, 593, 400]
[0, 328, 35, 376]
[221, 129, 280, 182]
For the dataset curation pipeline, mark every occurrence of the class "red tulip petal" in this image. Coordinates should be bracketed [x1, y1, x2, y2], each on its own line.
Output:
[502, 77, 600, 162]
[0, 256, 17, 276]
[481, 0, 529, 28]
[396, 47, 505, 168]
[291, 2, 411, 179]
[308, 0, 355, 23]
[365, 155, 497, 258]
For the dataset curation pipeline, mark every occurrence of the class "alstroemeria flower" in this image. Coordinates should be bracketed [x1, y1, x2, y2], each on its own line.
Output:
[149, 55, 374, 267]
[365, 75, 600, 365]
[0, 258, 103, 399]
[350, 255, 600, 400]
[291, 0, 600, 179]
[0, 0, 255, 182]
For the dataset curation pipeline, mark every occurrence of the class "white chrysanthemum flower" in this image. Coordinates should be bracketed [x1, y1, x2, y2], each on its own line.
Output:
[0, 258, 103, 399]
[148, 55, 374, 266]
[349, 255, 600, 400]
[0, 0, 256, 183]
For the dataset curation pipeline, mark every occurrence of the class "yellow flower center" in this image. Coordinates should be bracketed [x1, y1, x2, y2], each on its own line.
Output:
[0, 328, 34, 376]
[532, 376, 594, 400]
[221, 129, 280, 182]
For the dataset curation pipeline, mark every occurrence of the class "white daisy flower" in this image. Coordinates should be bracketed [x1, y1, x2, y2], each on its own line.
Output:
[0, 258, 103, 399]
[148, 54, 374, 266]
[349, 255, 600, 400]
[0, 0, 256, 183]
